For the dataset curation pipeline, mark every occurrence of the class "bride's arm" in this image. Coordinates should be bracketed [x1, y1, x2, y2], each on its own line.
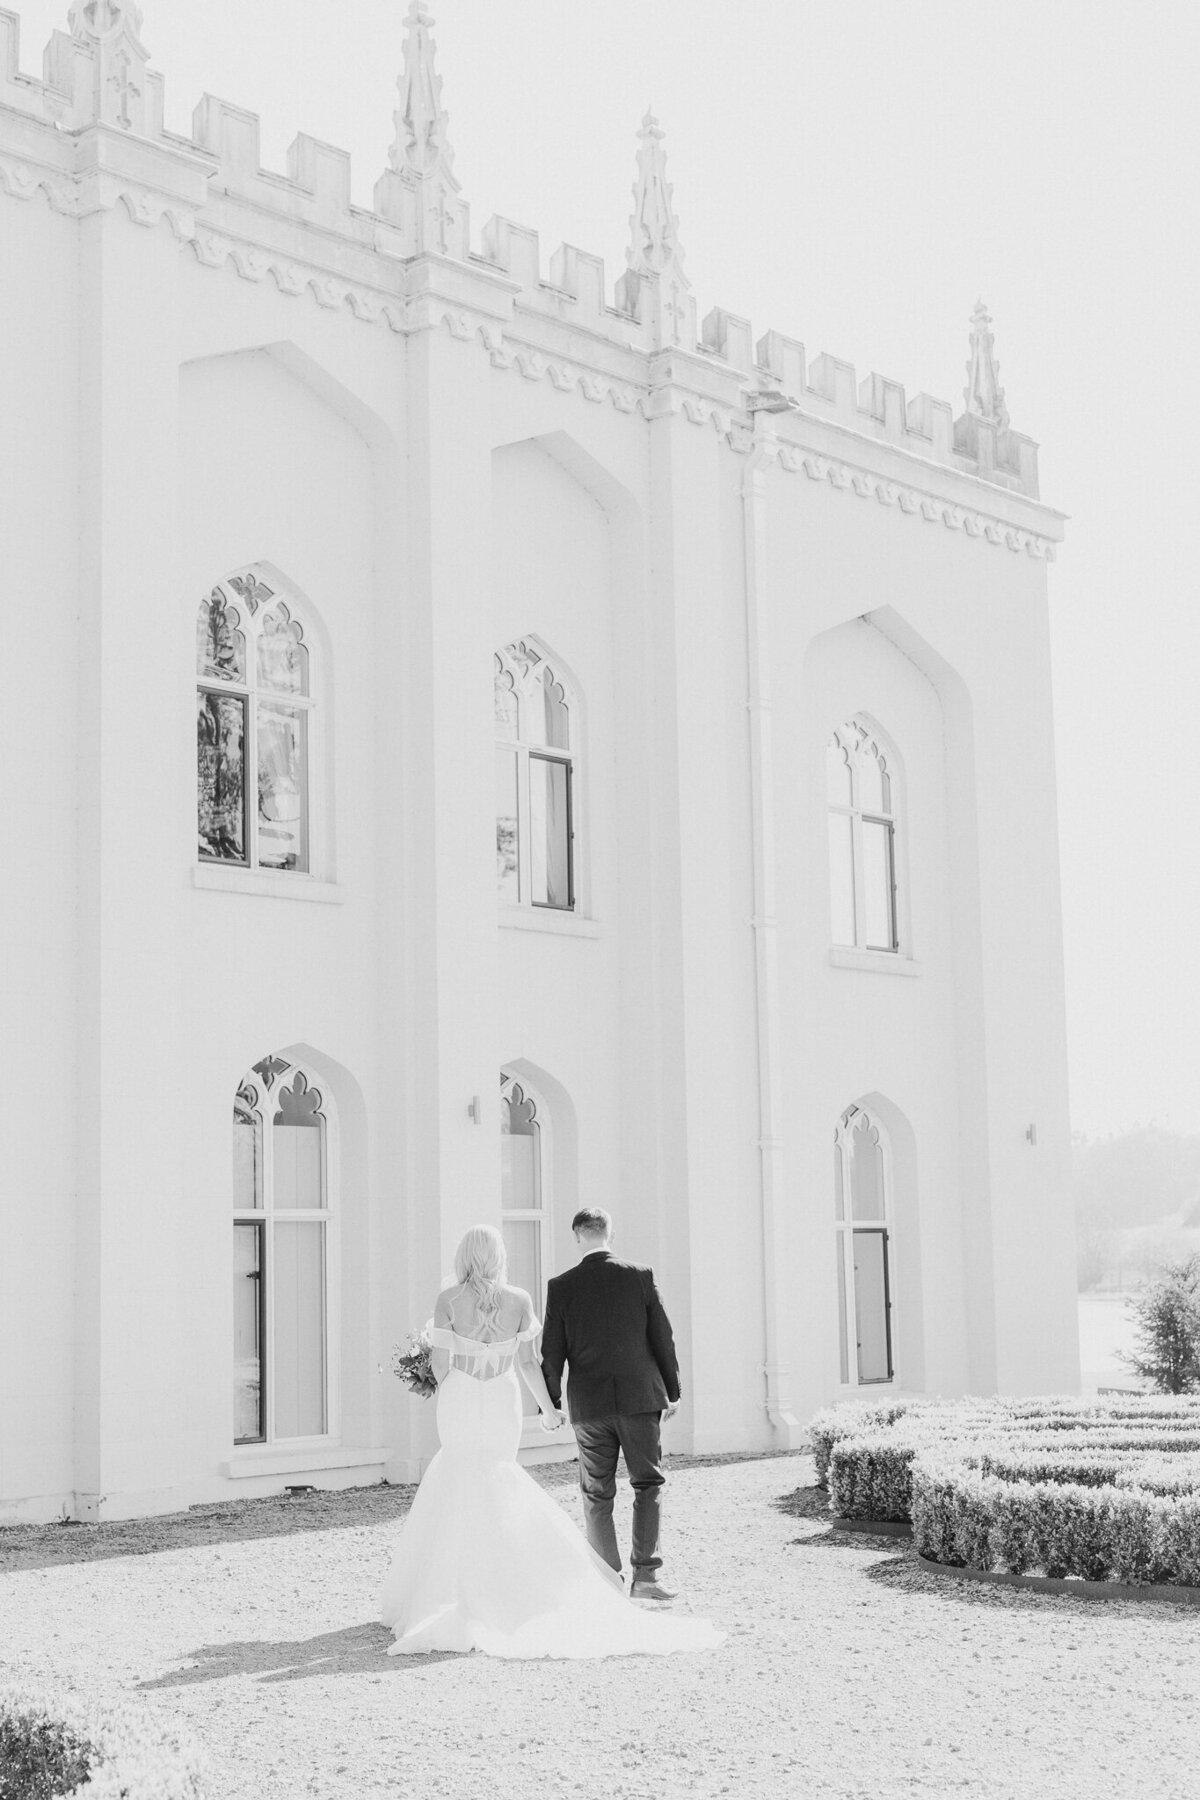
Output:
[512, 1290, 562, 1426]
[517, 1341, 562, 1425]
[430, 1290, 455, 1386]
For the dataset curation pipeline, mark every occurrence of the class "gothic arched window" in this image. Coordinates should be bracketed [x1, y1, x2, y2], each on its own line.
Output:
[494, 640, 576, 911]
[833, 1105, 895, 1386]
[826, 719, 899, 952]
[197, 568, 314, 873]
[233, 1057, 335, 1444]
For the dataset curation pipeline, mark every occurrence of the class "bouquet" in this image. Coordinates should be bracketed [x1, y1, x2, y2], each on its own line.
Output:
[391, 1327, 437, 1398]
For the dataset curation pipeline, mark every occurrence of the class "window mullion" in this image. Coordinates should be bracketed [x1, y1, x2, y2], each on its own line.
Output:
[247, 693, 259, 871]
[516, 744, 531, 902]
[262, 1100, 274, 1443]
[841, 1225, 858, 1386]
[851, 811, 867, 950]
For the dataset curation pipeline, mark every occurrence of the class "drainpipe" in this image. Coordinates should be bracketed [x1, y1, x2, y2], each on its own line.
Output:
[742, 410, 803, 1446]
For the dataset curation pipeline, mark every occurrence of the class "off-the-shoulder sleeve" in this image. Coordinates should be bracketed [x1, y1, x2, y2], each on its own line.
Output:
[427, 1325, 456, 1351]
[517, 1311, 542, 1342]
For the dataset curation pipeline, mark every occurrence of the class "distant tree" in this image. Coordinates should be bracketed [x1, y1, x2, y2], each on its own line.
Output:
[1075, 1215, 1112, 1291]
[1074, 1127, 1200, 1233]
[1119, 1256, 1200, 1394]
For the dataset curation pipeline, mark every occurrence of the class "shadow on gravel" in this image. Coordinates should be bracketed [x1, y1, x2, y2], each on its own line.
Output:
[139, 1622, 455, 1687]
[2, 1452, 812, 1574]
[775, 1486, 909, 1550]
[772, 1486, 830, 1521]
[0, 1487, 420, 1574]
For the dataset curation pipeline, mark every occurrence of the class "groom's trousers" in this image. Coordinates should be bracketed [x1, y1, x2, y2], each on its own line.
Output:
[571, 1412, 665, 1576]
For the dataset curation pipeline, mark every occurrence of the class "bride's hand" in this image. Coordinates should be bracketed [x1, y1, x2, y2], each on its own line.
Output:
[540, 1408, 563, 1433]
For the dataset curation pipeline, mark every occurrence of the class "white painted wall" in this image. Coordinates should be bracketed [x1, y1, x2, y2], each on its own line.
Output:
[0, 17, 1076, 1518]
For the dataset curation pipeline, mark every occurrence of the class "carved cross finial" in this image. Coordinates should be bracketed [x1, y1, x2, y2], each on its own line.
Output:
[69, 0, 143, 36]
[626, 107, 689, 288]
[389, 0, 456, 183]
[964, 299, 1010, 429]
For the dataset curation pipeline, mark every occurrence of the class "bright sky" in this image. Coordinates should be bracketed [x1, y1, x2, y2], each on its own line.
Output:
[17, 2, 1200, 1137]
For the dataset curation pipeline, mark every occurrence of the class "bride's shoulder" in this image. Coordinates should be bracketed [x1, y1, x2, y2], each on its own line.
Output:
[433, 1283, 464, 1319]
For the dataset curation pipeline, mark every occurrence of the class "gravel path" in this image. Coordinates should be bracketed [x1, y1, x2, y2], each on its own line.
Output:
[3, 1452, 1199, 1799]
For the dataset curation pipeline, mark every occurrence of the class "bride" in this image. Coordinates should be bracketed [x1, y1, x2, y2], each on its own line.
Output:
[379, 1226, 723, 1658]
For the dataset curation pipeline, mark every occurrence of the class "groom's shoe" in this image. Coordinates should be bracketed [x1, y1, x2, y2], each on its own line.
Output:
[629, 1574, 678, 1603]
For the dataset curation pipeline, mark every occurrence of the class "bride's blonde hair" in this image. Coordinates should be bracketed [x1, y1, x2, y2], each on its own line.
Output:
[454, 1225, 508, 1328]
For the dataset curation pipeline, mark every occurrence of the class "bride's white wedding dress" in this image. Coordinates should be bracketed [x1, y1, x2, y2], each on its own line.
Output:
[379, 1318, 723, 1659]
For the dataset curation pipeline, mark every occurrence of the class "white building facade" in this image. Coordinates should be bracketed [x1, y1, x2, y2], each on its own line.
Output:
[0, 3, 1079, 1523]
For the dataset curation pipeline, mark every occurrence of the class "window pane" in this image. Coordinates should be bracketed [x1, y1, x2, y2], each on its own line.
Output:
[274, 1121, 324, 1209]
[827, 812, 855, 946]
[233, 1095, 262, 1211]
[858, 745, 887, 815]
[850, 1118, 885, 1220]
[257, 608, 307, 695]
[502, 1219, 543, 1417]
[825, 740, 852, 807]
[197, 691, 247, 862]
[233, 1223, 264, 1442]
[496, 747, 520, 901]
[196, 591, 245, 683]
[835, 1237, 849, 1384]
[542, 670, 570, 750]
[273, 1221, 327, 1437]
[530, 756, 572, 909]
[257, 705, 308, 873]
[862, 819, 896, 950]
[502, 1218, 542, 1305]
[833, 1137, 844, 1221]
[852, 1230, 892, 1383]
[501, 1134, 540, 1212]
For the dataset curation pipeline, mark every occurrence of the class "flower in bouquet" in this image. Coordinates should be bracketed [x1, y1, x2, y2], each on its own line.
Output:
[391, 1327, 438, 1398]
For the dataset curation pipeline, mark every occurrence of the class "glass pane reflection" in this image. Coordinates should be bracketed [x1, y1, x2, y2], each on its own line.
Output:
[198, 691, 247, 862]
[257, 706, 307, 872]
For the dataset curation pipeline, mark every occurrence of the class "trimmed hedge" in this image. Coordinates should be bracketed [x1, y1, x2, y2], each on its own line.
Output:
[809, 1394, 1200, 1589]
[0, 1687, 206, 1800]
[911, 1455, 1200, 1586]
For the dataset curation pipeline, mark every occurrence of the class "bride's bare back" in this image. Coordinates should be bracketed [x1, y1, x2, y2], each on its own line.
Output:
[438, 1281, 530, 1344]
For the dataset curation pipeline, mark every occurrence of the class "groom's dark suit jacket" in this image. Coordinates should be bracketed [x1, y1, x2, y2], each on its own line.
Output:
[541, 1250, 680, 1422]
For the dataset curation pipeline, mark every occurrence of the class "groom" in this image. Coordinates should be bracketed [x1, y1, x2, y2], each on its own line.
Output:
[540, 1208, 680, 1603]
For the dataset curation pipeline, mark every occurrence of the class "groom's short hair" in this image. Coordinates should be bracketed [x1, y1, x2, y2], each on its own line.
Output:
[572, 1208, 612, 1238]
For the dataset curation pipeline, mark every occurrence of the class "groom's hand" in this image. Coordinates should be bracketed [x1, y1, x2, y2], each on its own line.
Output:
[664, 1400, 680, 1420]
[540, 1408, 564, 1433]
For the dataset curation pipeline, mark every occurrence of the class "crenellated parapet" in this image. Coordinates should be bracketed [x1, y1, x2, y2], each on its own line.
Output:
[0, 4, 1047, 511]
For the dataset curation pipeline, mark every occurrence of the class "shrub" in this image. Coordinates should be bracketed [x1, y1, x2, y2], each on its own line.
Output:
[810, 1392, 1200, 1588]
[0, 1688, 205, 1800]
[910, 1453, 1200, 1587]
[0, 1701, 91, 1800]
[1119, 1256, 1200, 1393]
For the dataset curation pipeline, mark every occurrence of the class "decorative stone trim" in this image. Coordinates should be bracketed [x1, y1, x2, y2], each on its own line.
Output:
[915, 1552, 1200, 1605]
[0, 152, 1059, 558]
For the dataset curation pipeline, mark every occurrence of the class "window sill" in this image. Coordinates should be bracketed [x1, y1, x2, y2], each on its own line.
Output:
[499, 906, 601, 938]
[828, 946, 921, 978]
[193, 864, 346, 904]
[220, 1443, 390, 1480]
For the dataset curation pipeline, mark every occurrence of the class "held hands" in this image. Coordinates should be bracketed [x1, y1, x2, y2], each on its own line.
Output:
[540, 1407, 565, 1433]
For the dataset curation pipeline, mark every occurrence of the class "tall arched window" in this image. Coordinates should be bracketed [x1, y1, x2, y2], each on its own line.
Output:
[197, 568, 314, 873]
[826, 719, 899, 952]
[833, 1105, 895, 1386]
[233, 1056, 336, 1444]
[495, 640, 575, 911]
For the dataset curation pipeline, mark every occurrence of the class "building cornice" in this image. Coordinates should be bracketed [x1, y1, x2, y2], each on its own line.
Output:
[0, 118, 1061, 558]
